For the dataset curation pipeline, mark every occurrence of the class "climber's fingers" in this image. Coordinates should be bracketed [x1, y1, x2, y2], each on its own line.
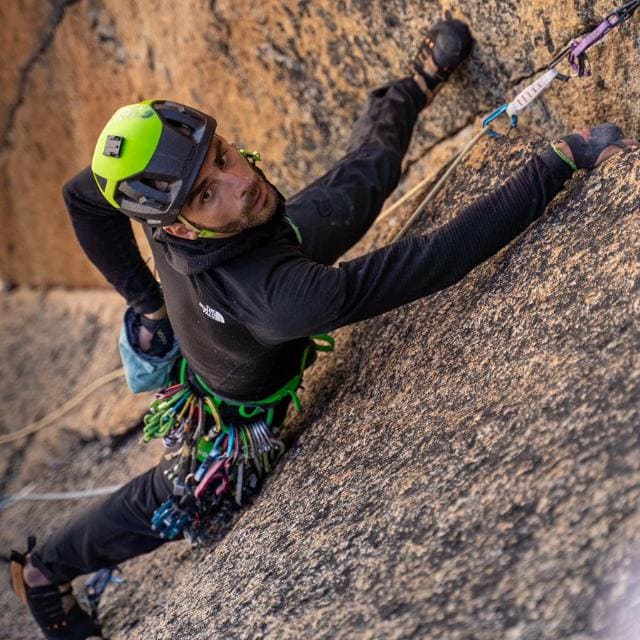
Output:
[594, 137, 639, 167]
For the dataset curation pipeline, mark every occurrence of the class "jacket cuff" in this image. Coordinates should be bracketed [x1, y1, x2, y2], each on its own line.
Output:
[402, 76, 429, 111]
[540, 145, 575, 182]
[132, 288, 165, 315]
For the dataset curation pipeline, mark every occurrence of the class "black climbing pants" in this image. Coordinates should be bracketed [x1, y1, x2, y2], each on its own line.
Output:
[30, 77, 429, 584]
[31, 455, 176, 584]
[33, 394, 293, 584]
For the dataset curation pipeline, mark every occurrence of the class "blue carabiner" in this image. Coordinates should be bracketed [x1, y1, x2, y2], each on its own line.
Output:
[226, 427, 235, 458]
[482, 104, 518, 138]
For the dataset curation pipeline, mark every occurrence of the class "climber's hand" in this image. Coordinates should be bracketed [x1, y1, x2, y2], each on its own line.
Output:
[136, 306, 174, 356]
[556, 123, 639, 169]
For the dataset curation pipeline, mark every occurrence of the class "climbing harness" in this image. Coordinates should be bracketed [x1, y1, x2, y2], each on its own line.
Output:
[391, 0, 639, 242]
[144, 335, 334, 544]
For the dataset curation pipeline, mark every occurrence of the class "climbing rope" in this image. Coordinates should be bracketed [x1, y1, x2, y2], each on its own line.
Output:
[384, 0, 639, 242]
[376, 162, 447, 224]
[0, 484, 124, 511]
[393, 126, 490, 241]
[0, 368, 125, 446]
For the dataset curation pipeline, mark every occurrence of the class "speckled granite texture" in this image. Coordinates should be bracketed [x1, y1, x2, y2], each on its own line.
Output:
[3, 137, 637, 640]
[1, 1, 639, 638]
[109, 140, 637, 640]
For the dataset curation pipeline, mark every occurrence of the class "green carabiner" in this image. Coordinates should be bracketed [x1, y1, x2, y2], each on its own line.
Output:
[239, 404, 262, 419]
[311, 333, 335, 352]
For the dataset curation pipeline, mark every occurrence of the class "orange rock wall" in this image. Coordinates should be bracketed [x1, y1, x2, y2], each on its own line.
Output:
[1, 0, 638, 287]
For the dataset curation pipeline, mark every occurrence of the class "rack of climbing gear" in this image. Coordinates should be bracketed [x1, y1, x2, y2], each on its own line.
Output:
[392, 0, 639, 242]
[143, 335, 334, 545]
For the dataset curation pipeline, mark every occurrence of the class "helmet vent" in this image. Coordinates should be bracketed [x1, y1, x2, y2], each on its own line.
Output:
[173, 123, 195, 138]
[155, 104, 203, 138]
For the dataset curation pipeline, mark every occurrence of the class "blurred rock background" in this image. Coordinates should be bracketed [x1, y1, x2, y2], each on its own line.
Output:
[1, 0, 639, 286]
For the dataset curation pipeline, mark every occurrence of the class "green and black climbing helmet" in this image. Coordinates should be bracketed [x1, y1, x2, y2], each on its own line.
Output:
[91, 100, 217, 226]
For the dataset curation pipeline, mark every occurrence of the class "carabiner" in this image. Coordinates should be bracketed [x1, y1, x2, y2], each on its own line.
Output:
[482, 104, 517, 138]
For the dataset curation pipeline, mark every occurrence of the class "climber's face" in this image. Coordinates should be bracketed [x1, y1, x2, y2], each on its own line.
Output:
[163, 134, 278, 239]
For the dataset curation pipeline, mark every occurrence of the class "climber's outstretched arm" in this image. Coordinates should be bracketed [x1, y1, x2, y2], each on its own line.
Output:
[238, 124, 637, 344]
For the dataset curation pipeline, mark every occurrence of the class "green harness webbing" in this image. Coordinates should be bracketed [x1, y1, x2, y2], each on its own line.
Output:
[142, 333, 334, 443]
[143, 334, 334, 542]
[191, 333, 334, 429]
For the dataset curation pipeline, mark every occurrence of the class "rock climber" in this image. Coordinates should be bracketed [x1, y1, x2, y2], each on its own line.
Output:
[8, 17, 638, 640]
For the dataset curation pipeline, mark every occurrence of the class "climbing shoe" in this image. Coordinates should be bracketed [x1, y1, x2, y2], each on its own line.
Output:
[412, 18, 474, 92]
[9, 537, 103, 640]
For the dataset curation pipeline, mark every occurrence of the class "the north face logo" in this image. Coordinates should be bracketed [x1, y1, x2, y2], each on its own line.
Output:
[198, 302, 225, 323]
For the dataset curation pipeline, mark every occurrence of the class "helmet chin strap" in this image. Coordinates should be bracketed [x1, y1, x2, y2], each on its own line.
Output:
[176, 214, 225, 239]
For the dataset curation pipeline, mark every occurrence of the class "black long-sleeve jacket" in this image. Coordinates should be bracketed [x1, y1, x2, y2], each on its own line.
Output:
[64, 80, 572, 401]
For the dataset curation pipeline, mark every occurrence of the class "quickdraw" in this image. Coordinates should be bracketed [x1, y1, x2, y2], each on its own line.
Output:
[483, 0, 639, 137]
[394, 1, 638, 241]
[567, 0, 639, 75]
[143, 334, 334, 544]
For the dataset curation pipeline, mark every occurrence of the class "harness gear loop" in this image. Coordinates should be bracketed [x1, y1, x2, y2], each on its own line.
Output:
[143, 334, 334, 543]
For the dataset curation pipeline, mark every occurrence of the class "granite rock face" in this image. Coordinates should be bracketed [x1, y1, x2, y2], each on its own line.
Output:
[1, 1, 639, 637]
[1, 136, 637, 640]
[105, 141, 637, 640]
[0, 288, 154, 497]
[0, 288, 152, 439]
[1, 0, 639, 286]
